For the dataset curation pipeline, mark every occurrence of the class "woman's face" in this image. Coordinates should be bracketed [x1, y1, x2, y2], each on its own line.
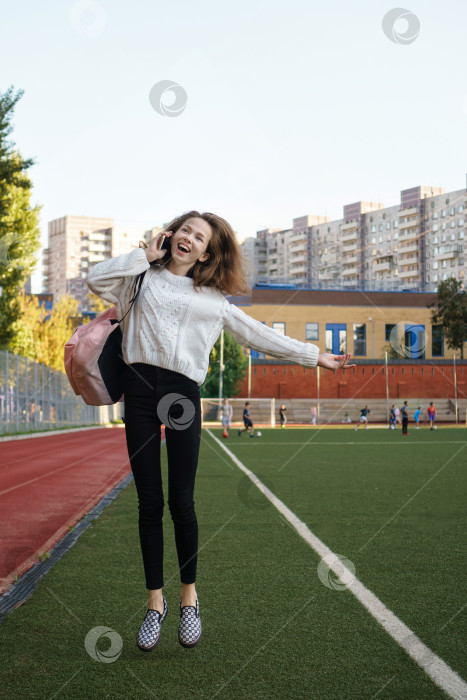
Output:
[170, 217, 213, 266]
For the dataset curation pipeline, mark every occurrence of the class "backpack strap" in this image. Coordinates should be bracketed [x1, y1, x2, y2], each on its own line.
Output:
[117, 270, 147, 324]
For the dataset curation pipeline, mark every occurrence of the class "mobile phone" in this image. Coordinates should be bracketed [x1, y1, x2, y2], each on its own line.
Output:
[157, 234, 171, 251]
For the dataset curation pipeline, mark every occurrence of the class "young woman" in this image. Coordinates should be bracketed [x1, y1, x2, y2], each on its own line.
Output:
[87, 210, 355, 652]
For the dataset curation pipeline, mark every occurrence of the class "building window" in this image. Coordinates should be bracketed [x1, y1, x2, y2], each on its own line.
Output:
[272, 322, 285, 335]
[431, 325, 444, 356]
[353, 323, 366, 355]
[385, 323, 395, 341]
[305, 323, 319, 340]
[441, 209, 446, 217]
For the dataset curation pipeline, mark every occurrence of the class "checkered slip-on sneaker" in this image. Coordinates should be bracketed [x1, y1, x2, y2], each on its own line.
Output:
[136, 596, 168, 651]
[178, 597, 202, 648]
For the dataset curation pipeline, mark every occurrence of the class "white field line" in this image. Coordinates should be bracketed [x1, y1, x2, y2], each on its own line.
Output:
[232, 440, 467, 446]
[206, 429, 467, 700]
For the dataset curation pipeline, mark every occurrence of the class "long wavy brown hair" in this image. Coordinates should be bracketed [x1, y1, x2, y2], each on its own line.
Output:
[150, 210, 252, 296]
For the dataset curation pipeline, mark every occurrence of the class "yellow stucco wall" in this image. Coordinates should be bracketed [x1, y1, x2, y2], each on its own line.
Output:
[238, 303, 464, 360]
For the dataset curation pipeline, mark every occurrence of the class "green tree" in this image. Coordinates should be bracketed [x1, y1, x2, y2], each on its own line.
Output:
[86, 290, 113, 314]
[429, 277, 467, 359]
[9, 292, 79, 371]
[201, 331, 248, 398]
[0, 86, 41, 348]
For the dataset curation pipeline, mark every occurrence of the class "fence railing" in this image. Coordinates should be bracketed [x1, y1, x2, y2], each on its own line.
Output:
[0, 350, 101, 435]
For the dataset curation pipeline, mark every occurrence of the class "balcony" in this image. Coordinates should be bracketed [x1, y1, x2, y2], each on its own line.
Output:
[435, 245, 461, 260]
[400, 230, 420, 243]
[399, 206, 419, 217]
[318, 268, 339, 280]
[398, 218, 419, 230]
[341, 266, 359, 277]
[289, 232, 307, 244]
[398, 253, 419, 265]
[289, 252, 307, 264]
[342, 242, 358, 252]
[398, 268, 420, 278]
[341, 230, 359, 242]
[341, 221, 359, 232]
[290, 264, 307, 274]
[398, 242, 419, 254]
[343, 255, 358, 264]
[374, 261, 393, 272]
[289, 242, 307, 253]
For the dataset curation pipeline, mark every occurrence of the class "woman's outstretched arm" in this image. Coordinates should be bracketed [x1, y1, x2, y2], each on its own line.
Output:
[223, 301, 356, 370]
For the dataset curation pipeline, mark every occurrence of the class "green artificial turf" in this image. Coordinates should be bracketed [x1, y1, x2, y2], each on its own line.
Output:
[0, 427, 465, 699]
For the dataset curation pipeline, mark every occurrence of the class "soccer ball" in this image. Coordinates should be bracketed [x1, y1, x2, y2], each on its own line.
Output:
[433, 425, 437, 430]
[222, 431, 229, 438]
[256, 431, 262, 437]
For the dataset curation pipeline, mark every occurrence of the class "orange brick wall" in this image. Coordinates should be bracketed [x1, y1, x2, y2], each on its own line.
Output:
[236, 363, 467, 399]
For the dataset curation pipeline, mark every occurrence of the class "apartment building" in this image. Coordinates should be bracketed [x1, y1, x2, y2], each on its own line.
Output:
[43, 216, 149, 309]
[242, 179, 466, 292]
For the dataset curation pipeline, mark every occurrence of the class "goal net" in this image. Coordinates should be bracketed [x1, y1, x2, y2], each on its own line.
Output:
[201, 398, 276, 428]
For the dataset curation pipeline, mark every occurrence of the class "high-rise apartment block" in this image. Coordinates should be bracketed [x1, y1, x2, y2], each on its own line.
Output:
[42, 216, 153, 309]
[242, 180, 466, 292]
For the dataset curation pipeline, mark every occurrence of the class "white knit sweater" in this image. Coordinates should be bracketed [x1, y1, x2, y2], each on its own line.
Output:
[87, 247, 320, 386]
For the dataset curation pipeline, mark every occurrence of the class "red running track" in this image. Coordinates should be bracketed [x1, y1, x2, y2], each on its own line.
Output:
[0, 425, 164, 595]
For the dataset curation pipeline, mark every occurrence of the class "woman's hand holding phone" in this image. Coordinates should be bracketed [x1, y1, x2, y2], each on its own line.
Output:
[143, 231, 173, 262]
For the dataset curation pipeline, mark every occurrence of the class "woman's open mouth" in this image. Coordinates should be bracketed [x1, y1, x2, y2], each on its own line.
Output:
[176, 243, 190, 255]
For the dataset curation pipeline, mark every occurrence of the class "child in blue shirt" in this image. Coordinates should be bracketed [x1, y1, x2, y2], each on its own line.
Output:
[413, 406, 421, 429]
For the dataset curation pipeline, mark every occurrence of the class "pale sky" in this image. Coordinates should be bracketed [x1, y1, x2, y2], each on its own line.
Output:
[2, 0, 466, 292]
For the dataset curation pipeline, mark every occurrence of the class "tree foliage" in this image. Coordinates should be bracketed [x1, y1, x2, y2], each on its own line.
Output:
[429, 277, 467, 359]
[0, 86, 41, 348]
[9, 292, 79, 371]
[200, 330, 248, 398]
[86, 291, 113, 314]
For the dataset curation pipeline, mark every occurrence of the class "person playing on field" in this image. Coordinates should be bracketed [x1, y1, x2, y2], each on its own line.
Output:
[87, 210, 356, 652]
[413, 406, 421, 429]
[354, 405, 370, 430]
[401, 400, 409, 435]
[310, 405, 318, 425]
[221, 397, 233, 437]
[279, 404, 287, 428]
[238, 401, 255, 437]
[427, 402, 436, 430]
[394, 406, 401, 424]
[389, 404, 396, 430]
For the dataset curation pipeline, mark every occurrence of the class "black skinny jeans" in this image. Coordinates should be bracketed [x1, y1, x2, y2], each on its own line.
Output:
[123, 362, 202, 590]
[402, 416, 409, 434]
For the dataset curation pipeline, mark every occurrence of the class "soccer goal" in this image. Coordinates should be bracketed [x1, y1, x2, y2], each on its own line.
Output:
[201, 398, 276, 428]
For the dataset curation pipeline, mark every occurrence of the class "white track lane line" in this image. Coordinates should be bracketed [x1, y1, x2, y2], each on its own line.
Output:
[206, 428, 467, 700]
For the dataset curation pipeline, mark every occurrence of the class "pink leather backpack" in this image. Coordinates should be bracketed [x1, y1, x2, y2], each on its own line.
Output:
[64, 272, 146, 405]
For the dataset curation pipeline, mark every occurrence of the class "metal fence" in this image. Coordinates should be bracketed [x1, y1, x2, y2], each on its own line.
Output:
[0, 350, 100, 435]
